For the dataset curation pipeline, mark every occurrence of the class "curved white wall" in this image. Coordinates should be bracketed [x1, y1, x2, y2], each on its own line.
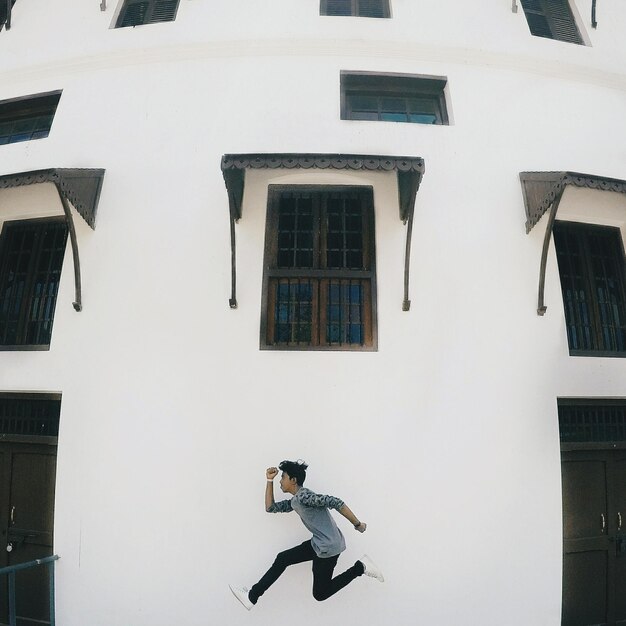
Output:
[1, 1, 625, 624]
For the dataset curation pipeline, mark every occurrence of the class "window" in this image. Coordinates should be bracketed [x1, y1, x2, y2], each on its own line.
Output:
[553, 221, 626, 355]
[115, 0, 179, 28]
[0, 393, 61, 438]
[0, 218, 68, 349]
[261, 186, 376, 350]
[520, 0, 584, 44]
[0, 0, 16, 31]
[341, 72, 448, 125]
[320, 0, 390, 18]
[0, 91, 61, 146]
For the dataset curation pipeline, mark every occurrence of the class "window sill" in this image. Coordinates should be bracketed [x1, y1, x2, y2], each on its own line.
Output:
[0, 344, 51, 352]
[569, 350, 626, 358]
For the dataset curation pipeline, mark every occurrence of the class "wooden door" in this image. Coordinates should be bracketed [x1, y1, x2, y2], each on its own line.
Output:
[0, 443, 57, 626]
[562, 450, 626, 626]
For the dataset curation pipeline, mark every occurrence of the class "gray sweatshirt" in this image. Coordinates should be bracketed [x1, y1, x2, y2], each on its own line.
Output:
[267, 487, 346, 558]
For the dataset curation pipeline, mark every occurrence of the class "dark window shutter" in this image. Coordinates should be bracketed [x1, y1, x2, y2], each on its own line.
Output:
[520, 0, 583, 44]
[322, 0, 353, 16]
[116, 0, 179, 27]
[553, 222, 626, 354]
[546, 0, 583, 44]
[357, 0, 389, 18]
[148, 0, 178, 23]
[118, 1, 150, 27]
[0, 219, 68, 347]
[321, 0, 389, 18]
[0, 0, 16, 31]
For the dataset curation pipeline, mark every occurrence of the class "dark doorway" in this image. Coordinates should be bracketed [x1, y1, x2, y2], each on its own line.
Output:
[560, 400, 626, 626]
[0, 394, 59, 626]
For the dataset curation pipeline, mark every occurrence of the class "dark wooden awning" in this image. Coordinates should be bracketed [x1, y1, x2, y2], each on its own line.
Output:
[521, 171, 626, 233]
[222, 153, 425, 223]
[0, 168, 105, 229]
[221, 153, 426, 310]
[520, 171, 626, 315]
[0, 168, 106, 311]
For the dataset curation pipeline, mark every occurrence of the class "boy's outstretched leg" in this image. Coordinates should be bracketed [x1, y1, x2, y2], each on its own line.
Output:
[247, 540, 316, 605]
[360, 555, 384, 582]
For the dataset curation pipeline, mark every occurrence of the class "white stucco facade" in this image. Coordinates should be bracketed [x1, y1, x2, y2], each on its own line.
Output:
[1, 1, 625, 624]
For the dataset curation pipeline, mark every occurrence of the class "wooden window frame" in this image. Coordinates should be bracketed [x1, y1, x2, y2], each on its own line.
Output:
[0, 217, 68, 351]
[520, 0, 584, 45]
[320, 0, 390, 18]
[553, 221, 626, 357]
[260, 185, 377, 351]
[341, 71, 449, 125]
[0, 91, 62, 147]
[115, 0, 180, 28]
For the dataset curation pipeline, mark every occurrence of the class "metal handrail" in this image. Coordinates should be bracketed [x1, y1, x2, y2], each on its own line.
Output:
[0, 555, 59, 626]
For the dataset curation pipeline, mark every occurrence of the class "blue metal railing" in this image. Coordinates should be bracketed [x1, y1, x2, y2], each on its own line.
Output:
[0, 555, 59, 626]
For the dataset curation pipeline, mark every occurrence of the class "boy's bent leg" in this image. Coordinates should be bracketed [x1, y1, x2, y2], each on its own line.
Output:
[311, 556, 365, 601]
[249, 540, 316, 604]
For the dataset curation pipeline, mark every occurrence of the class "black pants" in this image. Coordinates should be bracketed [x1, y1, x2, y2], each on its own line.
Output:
[249, 540, 364, 604]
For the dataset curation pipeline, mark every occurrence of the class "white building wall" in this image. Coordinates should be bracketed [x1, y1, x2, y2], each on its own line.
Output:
[0, 1, 625, 624]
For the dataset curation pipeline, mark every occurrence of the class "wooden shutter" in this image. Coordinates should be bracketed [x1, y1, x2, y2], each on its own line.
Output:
[520, 0, 583, 44]
[117, 0, 178, 27]
[544, 0, 583, 44]
[0, 0, 16, 31]
[357, 0, 389, 18]
[321, 0, 389, 18]
[321, 0, 352, 16]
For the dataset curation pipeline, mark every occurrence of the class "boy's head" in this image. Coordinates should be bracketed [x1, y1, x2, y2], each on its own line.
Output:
[279, 459, 308, 490]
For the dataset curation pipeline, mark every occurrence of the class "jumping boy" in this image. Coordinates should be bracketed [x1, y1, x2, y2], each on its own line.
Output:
[229, 459, 383, 610]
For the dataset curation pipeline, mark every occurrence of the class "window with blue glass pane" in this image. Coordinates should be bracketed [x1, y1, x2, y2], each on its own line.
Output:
[0, 219, 68, 348]
[0, 92, 61, 146]
[553, 221, 626, 355]
[341, 72, 448, 125]
[262, 187, 376, 350]
[321, 0, 390, 18]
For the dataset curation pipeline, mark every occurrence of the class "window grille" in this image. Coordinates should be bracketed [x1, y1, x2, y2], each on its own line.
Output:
[262, 187, 376, 350]
[0, 219, 68, 348]
[559, 401, 626, 444]
[553, 222, 626, 355]
[321, 0, 390, 18]
[341, 72, 448, 125]
[0, 395, 60, 438]
[0, 91, 61, 146]
[116, 0, 179, 28]
[520, 0, 584, 44]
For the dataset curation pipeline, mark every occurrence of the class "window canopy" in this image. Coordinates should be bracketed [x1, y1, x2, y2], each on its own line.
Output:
[520, 170, 626, 315]
[0, 168, 105, 229]
[221, 153, 425, 310]
[521, 171, 626, 234]
[0, 168, 106, 311]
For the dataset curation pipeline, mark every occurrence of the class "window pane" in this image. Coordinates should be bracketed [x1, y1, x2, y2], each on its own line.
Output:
[554, 222, 626, 353]
[325, 280, 365, 345]
[273, 279, 313, 345]
[0, 220, 68, 346]
[326, 196, 363, 269]
[323, 0, 352, 16]
[0, 92, 61, 146]
[276, 196, 314, 269]
[347, 95, 379, 121]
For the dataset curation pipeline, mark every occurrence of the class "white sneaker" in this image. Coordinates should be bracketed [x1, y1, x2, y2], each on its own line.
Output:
[229, 584, 254, 610]
[360, 555, 384, 582]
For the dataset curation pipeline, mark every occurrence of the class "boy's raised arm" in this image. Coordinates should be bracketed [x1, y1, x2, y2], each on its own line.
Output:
[265, 466, 278, 511]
